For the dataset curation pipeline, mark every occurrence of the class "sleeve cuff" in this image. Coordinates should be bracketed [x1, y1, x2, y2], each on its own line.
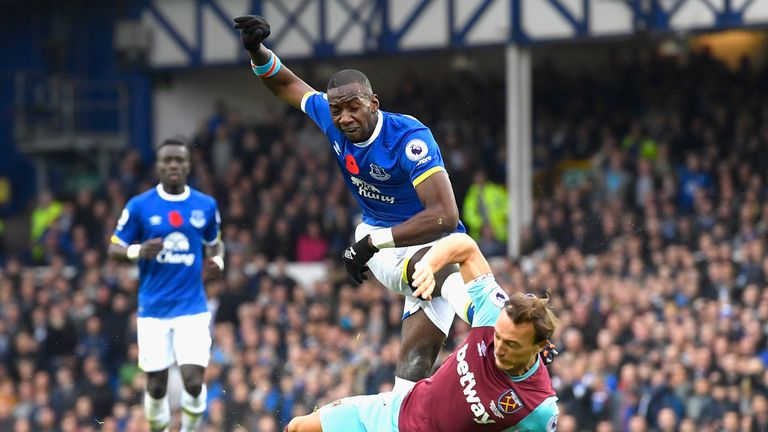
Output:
[300, 91, 318, 113]
[202, 237, 220, 247]
[111, 235, 129, 247]
[412, 166, 446, 187]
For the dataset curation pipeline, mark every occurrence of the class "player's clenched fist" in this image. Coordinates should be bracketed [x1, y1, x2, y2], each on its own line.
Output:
[139, 238, 164, 259]
[233, 15, 271, 52]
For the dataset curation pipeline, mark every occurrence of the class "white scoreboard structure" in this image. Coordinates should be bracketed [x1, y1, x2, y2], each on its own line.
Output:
[135, 0, 768, 67]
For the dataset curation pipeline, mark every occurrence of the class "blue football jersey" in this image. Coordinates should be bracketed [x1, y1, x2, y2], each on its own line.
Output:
[112, 185, 221, 318]
[302, 91, 466, 231]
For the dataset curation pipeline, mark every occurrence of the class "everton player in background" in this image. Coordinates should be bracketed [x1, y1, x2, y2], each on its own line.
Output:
[286, 232, 560, 432]
[234, 14, 479, 393]
[109, 138, 224, 432]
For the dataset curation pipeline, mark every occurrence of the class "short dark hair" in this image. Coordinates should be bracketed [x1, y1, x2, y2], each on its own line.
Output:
[504, 293, 559, 344]
[327, 69, 373, 97]
[156, 137, 189, 152]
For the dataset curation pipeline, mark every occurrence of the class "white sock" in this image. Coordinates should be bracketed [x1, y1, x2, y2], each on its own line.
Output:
[180, 384, 207, 432]
[144, 392, 170, 432]
[393, 377, 416, 394]
[441, 271, 474, 324]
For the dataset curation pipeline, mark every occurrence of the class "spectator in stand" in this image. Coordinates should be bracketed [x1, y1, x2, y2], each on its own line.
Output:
[29, 190, 63, 247]
[678, 152, 714, 214]
[296, 220, 329, 263]
[462, 169, 508, 248]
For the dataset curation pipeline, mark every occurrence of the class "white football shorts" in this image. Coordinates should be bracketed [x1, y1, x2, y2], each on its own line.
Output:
[355, 223, 455, 335]
[136, 311, 212, 372]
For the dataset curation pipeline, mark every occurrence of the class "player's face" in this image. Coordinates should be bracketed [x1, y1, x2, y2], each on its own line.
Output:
[156, 145, 190, 189]
[493, 313, 545, 374]
[327, 83, 379, 143]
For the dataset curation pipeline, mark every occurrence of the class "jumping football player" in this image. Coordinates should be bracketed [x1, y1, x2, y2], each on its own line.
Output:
[235, 15, 478, 391]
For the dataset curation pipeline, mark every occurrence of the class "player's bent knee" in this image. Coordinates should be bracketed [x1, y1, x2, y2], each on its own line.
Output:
[405, 247, 431, 284]
[146, 370, 169, 399]
[406, 246, 459, 297]
[181, 374, 204, 396]
[180, 364, 205, 396]
[183, 381, 203, 397]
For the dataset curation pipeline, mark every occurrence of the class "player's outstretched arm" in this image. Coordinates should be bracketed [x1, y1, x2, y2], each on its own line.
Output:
[411, 233, 491, 300]
[234, 15, 315, 110]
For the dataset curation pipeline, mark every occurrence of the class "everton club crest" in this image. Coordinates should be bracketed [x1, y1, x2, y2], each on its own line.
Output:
[369, 164, 390, 181]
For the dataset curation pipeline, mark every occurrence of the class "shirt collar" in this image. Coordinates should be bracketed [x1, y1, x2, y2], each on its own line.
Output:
[353, 110, 384, 148]
[156, 184, 190, 202]
[508, 356, 541, 382]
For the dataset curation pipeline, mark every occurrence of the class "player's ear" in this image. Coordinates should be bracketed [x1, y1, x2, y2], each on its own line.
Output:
[182, 150, 192, 173]
[370, 94, 379, 113]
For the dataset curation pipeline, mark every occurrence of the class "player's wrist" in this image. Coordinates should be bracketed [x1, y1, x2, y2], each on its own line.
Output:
[211, 256, 224, 271]
[126, 244, 142, 261]
[354, 235, 379, 259]
[370, 228, 395, 249]
[250, 49, 282, 78]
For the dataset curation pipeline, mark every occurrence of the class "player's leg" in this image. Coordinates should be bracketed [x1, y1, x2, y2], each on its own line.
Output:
[137, 317, 175, 432]
[145, 369, 170, 432]
[356, 232, 444, 388]
[356, 224, 470, 390]
[294, 392, 400, 432]
[179, 364, 206, 432]
[396, 308, 445, 388]
[172, 312, 213, 432]
[357, 223, 474, 324]
[391, 247, 478, 390]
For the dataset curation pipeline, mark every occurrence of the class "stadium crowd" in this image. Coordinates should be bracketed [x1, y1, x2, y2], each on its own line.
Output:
[1, 47, 768, 431]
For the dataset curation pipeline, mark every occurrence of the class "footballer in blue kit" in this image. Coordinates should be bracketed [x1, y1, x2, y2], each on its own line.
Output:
[301, 90, 458, 229]
[109, 138, 224, 432]
[236, 14, 480, 391]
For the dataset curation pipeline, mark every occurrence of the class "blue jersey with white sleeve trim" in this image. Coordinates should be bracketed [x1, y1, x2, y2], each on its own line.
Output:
[301, 91, 466, 231]
[111, 185, 220, 318]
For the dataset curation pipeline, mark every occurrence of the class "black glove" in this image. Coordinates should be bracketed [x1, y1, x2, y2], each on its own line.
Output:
[540, 341, 559, 366]
[342, 235, 378, 284]
[233, 15, 271, 52]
